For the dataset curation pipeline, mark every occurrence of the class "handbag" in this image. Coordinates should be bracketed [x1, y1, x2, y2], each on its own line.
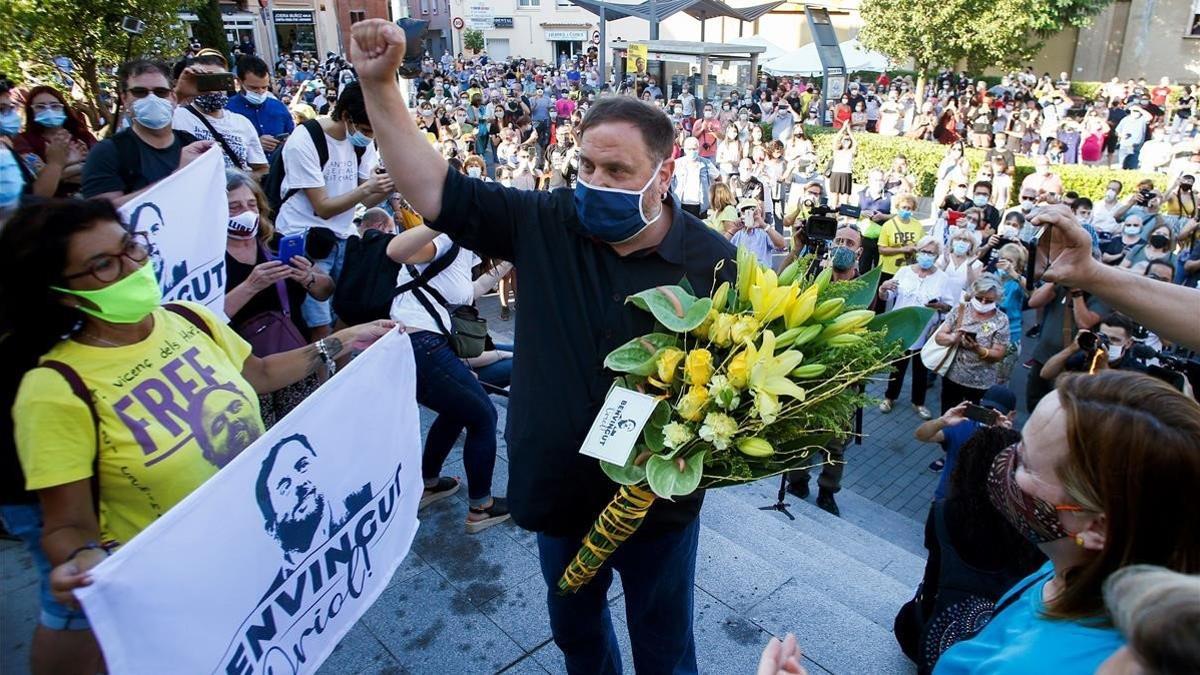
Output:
[395, 245, 490, 358]
[920, 304, 965, 375]
[235, 245, 308, 358]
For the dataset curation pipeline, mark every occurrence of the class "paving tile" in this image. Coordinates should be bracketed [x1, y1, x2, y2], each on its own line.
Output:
[318, 621, 406, 674]
[694, 527, 794, 613]
[360, 569, 525, 675]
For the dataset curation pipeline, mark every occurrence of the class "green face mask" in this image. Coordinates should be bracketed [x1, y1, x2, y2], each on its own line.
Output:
[52, 262, 163, 324]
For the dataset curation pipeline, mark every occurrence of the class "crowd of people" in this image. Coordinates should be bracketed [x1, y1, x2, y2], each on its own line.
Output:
[0, 18, 1198, 675]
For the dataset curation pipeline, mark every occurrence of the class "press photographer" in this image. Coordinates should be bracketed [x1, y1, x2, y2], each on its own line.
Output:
[1038, 313, 1143, 381]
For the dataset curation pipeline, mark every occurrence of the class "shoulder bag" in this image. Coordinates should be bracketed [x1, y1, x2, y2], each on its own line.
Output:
[234, 244, 308, 358]
[921, 304, 965, 375]
[394, 245, 489, 358]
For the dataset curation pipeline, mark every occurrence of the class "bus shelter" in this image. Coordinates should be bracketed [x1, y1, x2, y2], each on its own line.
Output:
[608, 39, 766, 101]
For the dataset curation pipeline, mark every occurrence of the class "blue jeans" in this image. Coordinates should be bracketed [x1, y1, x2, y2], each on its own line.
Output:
[300, 236, 347, 328]
[474, 342, 513, 389]
[411, 331, 498, 505]
[537, 518, 700, 675]
[0, 504, 90, 630]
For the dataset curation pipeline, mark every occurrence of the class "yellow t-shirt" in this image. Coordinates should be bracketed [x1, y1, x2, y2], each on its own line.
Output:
[15, 302, 263, 545]
[879, 216, 926, 275]
[706, 204, 738, 233]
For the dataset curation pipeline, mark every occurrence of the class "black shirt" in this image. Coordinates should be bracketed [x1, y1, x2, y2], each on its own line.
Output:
[431, 168, 737, 538]
[81, 131, 184, 197]
[224, 245, 311, 340]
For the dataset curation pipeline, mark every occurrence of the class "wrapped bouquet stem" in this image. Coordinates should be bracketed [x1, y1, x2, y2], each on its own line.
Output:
[558, 248, 934, 594]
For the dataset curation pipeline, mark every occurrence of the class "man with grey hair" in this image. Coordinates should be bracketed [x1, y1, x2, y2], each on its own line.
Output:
[671, 136, 718, 218]
[351, 20, 736, 671]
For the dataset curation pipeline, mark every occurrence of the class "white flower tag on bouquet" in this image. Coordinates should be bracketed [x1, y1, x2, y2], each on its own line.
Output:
[579, 386, 659, 466]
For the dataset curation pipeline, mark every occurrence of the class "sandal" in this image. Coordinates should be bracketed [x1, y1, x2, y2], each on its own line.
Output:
[465, 497, 511, 534]
[420, 476, 460, 509]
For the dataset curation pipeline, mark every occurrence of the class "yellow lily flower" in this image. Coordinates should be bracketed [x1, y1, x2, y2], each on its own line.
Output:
[784, 285, 819, 329]
[748, 267, 800, 324]
[744, 330, 807, 423]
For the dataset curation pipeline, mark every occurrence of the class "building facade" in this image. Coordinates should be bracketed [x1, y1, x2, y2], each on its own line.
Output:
[1052, 0, 1200, 83]
[445, 0, 649, 64]
[406, 0, 455, 59]
[334, 0, 394, 56]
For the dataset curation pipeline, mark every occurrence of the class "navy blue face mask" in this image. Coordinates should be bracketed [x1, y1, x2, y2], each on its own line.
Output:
[573, 161, 663, 244]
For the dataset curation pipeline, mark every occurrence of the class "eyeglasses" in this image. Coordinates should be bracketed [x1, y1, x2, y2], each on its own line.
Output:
[32, 102, 65, 113]
[63, 232, 151, 284]
[126, 86, 173, 99]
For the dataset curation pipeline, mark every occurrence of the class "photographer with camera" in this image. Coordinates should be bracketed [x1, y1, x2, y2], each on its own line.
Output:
[1039, 313, 1144, 382]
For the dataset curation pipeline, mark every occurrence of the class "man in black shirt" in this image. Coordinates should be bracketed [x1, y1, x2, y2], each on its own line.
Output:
[82, 59, 210, 204]
[352, 21, 735, 672]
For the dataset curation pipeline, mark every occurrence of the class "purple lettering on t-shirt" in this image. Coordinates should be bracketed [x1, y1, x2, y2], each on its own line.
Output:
[114, 394, 158, 456]
[161, 354, 202, 401]
[180, 346, 221, 389]
[130, 377, 187, 438]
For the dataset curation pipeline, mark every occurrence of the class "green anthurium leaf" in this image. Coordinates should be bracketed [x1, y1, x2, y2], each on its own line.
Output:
[641, 399, 672, 453]
[645, 450, 706, 500]
[678, 276, 696, 296]
[841, 266, 882, 309]
[600, 454, 648, 486]
[868, 305, 936, 349]
[627, 286, 713, 333]
[603, 333, 679, 375]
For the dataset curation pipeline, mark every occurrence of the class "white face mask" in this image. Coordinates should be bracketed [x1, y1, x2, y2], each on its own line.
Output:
[1124, 224, 1142, 236]
[467, 166, 482, 178]
[1105, 189, 1118, 201]
[1107, 344, 1124, 361]
[970, 298, 996, 313]
[742, 211, 755, 228]
[999, 224, 1019, 239]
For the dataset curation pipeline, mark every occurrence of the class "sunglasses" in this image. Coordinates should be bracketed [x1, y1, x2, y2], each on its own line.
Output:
[126, 86, 173, 99]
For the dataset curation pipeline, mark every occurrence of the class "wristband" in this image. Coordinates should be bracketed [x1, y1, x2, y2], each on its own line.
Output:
[66, 542, 113, 563]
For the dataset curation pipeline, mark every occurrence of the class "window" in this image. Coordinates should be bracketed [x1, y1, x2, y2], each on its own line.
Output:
[1189, 0, 1200, 36]
[431, 0, 438, 14]
[518, 0, 540, 7]
[557, 0, 573, 6]
[419, 0, 429, 14]
[349, 9, 366, 23]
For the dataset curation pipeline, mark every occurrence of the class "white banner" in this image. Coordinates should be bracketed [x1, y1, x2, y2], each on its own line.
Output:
[121, 147, 229, 321]
[77, 330, 423, 675]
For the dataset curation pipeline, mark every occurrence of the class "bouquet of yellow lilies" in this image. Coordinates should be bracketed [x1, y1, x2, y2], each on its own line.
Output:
[558, 247, 934, 594]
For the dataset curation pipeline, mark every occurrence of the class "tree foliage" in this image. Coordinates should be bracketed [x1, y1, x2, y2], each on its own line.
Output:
[859, 0, 1114, 74]
[192, 0, 230, 62]
[463, 29, 485, 54]
[0, 0, 190, 130]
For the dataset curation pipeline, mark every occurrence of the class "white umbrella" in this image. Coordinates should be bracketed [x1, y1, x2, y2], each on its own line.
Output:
[761, 43, 823, 77]
[838, 38, 890, 73]
[727, 36, 788, 64]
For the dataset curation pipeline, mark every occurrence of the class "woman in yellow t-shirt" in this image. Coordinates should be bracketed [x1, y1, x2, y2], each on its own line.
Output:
[878, 193, 927, 281]
[0, 199, 395, 668]
[705, 182, 739, 236]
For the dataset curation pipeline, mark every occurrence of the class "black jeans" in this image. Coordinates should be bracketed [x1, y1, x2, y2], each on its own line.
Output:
[788, 437, 849, 494]
[886, 349, 928, 406]
[410, 331, 498, 504]
[940, 376, 986, 416]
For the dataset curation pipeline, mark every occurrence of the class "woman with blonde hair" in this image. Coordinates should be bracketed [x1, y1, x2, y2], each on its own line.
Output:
[705, 181, 739, 236]
[933, 371, 1200, 674]
[223, 169, 334, 425]
[994, 242, 1028, 384]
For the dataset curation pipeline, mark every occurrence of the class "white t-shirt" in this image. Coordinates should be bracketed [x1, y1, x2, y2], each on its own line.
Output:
[275, 126, 378, 238]
[172, 107, 266, 169]
[389, 234, 481, 335]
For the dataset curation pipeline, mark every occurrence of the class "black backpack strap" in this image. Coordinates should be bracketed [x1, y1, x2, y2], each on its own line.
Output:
[40, 360, 101, 514]
[164, 303, 215, 340]
[393, 243, 461, 298]
[280, 119, 329, 207]
[184, 105, 248, 171]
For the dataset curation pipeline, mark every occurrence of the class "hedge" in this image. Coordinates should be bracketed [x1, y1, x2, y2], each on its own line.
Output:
[792, 126, 1165, 202]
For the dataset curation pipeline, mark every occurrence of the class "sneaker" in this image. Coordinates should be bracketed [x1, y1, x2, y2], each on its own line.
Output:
[786, 480, 810, 500]
[914, 405, 933, 420]
[878, 399, 894, 414]
[928, 458, 945, 473]
[419, 476, 460, 509]
[816, 490, 840, 517]
[466, 497, 512, 534]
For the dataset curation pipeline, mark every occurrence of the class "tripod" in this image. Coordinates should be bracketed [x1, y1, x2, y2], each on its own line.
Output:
[758, 473, 796, 520]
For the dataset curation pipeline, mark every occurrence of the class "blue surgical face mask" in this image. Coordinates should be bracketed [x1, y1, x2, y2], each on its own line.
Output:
[0, 110, 21, 136]
[347, 124, 372, 147]
[34, 108, 67, 128]
[973, 194, 989, 207]
[830, 246, 857, 272]
[898, 209, 913, 220]
[952, 240, 971, 256]
[574, 161, 664, 244]
[244, 90, 268, 106]
[131, 94, 174, 130]
[0, 148, 24, 209]
[916, 252, 937, 269]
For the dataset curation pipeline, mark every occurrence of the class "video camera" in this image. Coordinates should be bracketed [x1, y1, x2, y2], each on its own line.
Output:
[803, 198, 839, 241]
[1129, 344, 1200, 394]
